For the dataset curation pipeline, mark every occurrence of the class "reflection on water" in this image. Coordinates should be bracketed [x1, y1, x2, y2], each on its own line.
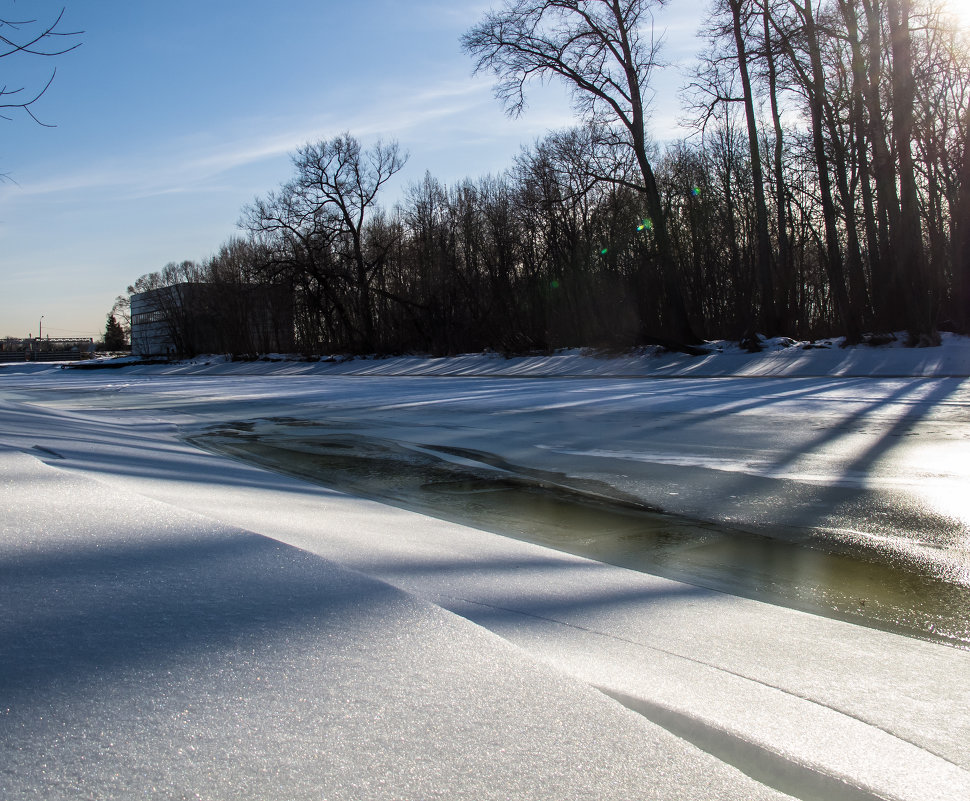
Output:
[188, 417, 970, 649]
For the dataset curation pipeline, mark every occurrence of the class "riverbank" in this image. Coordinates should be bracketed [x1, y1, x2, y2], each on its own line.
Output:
[6, 331, 968, 379]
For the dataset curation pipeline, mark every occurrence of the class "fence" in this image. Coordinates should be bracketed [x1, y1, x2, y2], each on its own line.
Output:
[0, 351, 93, 363]
[0, 338, 97, 363]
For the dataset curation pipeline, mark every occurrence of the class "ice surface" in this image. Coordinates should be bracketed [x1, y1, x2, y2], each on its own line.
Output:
[0, 448, 796, 801]
[2, 340, 970, 799]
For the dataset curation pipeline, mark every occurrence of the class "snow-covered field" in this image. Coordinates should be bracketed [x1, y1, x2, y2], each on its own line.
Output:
[2, 335, 969, 799]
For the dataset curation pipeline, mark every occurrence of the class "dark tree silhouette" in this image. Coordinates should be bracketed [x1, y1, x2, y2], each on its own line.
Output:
[103, 314, 127, 351]
[462, 0, 701, 347]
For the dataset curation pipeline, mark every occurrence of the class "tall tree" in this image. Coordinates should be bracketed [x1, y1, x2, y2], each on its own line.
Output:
[837, 0, 881, 329]
[727, 0, 777, 337]
[245, 134, 407, 352]
[769, 0, 860, 341]
[887, 0, 936, 342]
[761, 6, 794, 325]
[692, 0, 779, 339]
[859, 0, 904, 328]
[463, 0, 701, 346]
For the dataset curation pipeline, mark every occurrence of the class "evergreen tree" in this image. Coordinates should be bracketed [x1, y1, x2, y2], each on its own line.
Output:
[104, 314, 127, 351]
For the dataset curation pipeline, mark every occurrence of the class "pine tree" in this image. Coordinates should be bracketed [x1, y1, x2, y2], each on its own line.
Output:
[104, 314, 127, 351]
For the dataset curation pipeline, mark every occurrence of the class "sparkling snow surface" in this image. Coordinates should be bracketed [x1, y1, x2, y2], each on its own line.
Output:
[2, 338, 970, 799]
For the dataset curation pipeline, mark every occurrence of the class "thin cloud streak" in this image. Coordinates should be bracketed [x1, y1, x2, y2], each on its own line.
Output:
[0, 78, 524, 202]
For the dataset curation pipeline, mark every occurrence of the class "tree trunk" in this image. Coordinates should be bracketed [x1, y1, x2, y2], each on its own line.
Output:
[887, 0, 936, 342]
[729, 0, 778, 337]
[955, 120, 970, 332]
[822, 93, 869, 331]
[763, 13, 794, 329]
[802, 0, 859, 341]
[861, 0, 904, 329]
[620, 13, 700, 345]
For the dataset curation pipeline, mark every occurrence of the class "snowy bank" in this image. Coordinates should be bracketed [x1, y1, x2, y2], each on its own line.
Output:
[36, 331, 970, 379]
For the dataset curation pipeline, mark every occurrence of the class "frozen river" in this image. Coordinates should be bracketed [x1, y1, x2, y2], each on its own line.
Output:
[3, 353, 970, 799]
[7, 367, 970, 644]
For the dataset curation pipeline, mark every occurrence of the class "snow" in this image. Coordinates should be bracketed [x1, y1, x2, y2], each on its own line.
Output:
[7, 452, 778, 801]
[30, 331, 970, 379]
[2, 336, 970, 799]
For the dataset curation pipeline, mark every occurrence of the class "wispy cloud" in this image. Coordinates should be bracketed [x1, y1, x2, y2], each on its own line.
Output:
[0, 76, 532, 202]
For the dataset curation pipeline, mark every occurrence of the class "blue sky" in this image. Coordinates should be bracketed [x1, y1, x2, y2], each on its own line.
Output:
[1, 0, 707, 340]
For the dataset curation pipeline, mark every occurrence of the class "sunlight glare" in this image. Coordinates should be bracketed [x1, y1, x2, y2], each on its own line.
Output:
[899, 440, 970, 529]
[942, 0, 970, 32]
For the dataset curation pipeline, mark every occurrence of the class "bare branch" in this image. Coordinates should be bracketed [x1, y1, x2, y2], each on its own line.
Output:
[0, 7, 82, 129]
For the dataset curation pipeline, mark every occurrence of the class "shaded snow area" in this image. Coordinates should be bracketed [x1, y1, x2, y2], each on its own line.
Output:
[2, 338, 970, 800]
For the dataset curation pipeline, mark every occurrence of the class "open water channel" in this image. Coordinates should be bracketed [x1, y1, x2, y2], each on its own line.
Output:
[189, 415, 970, 650]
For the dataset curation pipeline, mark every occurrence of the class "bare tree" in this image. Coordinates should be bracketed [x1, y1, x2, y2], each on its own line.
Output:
[887, 0, 938, 343]
[1, 7, 80, 128]
[948, 43, 970, 324]
[244, 134, 407, 352]
[463, 0, 701, 346]
[689, 0, 779, 341]
[759, 3, 794, 326]
[727, 0, 778, 338]
[764, 0, 860, 341]
[292, 135, 407, 350]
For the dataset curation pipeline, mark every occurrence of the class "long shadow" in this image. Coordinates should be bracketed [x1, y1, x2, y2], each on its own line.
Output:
[0, 530, 399, 700]
[712, 378, 969, 534]
[418, 376, 849, 421]
[490, 377, 892, 440]
[438, 375, 969, 549]
[584, 375, 942, 430]
[0, 527, 714, 705]
[764, 378, 970, 539]
[331, 376, 879, 456]
[754, 379, 940, 473]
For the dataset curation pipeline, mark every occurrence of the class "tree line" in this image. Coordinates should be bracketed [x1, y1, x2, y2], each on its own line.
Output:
[123, 0, 969, 356]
